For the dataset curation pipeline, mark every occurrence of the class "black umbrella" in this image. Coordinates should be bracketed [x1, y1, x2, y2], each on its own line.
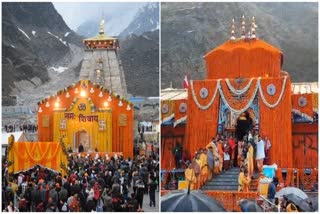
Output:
[161, 190, 226, 212]
[284, 193, 315, 212]
[238, 199, 264, 212]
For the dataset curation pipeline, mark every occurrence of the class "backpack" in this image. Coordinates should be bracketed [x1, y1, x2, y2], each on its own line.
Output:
[61, 203, 68, 212]
[96, 199, 103, 212]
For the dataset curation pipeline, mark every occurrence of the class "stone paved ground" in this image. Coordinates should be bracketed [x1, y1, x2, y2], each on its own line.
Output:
[142, 190, 160, 212]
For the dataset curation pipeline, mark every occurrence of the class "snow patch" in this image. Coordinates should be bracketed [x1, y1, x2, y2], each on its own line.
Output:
[10, 44, 15, 49]
[48, 31, 59, 39]
[49, 66, 68, 73]
[18, 28, 31, 40]
[150, 19, 154, 25]
[186, 30, 194, 33]
[151, 22, 160, 31]
[32, 30, 36, 36]
[48, 32, 68, 47]
[142, 35, 151, 40]
[64, 32, 70, 37]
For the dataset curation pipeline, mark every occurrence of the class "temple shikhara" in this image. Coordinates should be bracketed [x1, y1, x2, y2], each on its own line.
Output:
[7, 20, 133, 176]
[161, 16, 318, 211]
[80, 18, 127, 97]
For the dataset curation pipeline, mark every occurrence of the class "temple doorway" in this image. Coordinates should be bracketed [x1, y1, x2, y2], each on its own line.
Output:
[75, 130, 90, 152]
[235, 111, 253, 141]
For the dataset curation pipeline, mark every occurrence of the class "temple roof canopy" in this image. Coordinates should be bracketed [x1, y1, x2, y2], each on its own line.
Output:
[83, 17, 118, 44]
[83, 34, 117, 42]
[204, 39, 284, 79]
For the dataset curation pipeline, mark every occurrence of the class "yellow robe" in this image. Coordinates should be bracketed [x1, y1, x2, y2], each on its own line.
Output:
[185, 168, 196, 190]
[247, 145, 254, 176]
[238, 172, 251, 192]
[200, 153, 208, 175]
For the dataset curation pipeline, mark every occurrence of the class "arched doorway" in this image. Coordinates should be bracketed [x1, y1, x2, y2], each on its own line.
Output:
[75, 130, 90, 152]
[235, 111, 253, 141]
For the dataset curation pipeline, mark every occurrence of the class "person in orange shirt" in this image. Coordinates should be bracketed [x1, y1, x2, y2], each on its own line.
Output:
[185, 162, 196, 190]
[206, 139, 219, 176]
[228, 136, 236, 168]
[217, 140, 224, 173]
[247, 142, 254, 177]
[238, 168, 251, 192]
[199, 148, 208, 186]
[191, 155, 201, 189]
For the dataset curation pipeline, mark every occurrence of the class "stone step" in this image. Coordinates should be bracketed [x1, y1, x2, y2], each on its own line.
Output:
[205, 181, 238, 186]
[212, 175, 238, 179]
[208, 177, 238, 182]
[202, 185, 238, 191]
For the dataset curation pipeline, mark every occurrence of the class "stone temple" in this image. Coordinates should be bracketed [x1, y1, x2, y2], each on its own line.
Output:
[79, 18, 127, 98]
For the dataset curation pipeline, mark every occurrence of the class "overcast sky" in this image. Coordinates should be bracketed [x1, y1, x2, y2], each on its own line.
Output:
[53, 2, 146, 31]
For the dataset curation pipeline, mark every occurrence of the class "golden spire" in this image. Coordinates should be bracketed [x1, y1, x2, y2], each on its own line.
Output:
[99, 17, 105, 35]
[230, 18, 236, 40]
[241, 15, 246, 39]
[251, 16, 257, 39]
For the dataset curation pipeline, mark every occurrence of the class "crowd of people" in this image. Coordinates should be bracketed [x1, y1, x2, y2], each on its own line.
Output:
[2, 153, 159, 212]
[182, 130, 271, 192]
[4, 124, 38, 133]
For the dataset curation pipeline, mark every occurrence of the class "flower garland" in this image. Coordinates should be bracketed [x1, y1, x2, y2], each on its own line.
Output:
[190, 80, 220, 110]
[225, 78, 254, 95]
[191, 76, 288, 112]
[218, 78, 260, 114]
[258, 76, 288, 108]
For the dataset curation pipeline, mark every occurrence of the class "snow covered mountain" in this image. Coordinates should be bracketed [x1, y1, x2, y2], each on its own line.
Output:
[119, 2, 159, 37]
[2, 2, 84, 106]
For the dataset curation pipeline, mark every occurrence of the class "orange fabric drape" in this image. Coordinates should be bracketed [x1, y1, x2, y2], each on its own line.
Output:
[174, 99, 187, 126]
[312, 93, 318, 110]
[161, 125, 186, 170]
[8, 142, 68, 176]
[161, 100, 175, 122]
[292, 123, 318, 168]
[186, 80, 220, 155]
[38, 80, 133, 158]
[205, 40, 282, 80]
[292, 93, 314, 119]
[204, 191, 258, 211]
[259, 76, 292, 168]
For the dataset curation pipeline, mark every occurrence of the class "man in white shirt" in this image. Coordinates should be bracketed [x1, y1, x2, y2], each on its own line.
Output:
[255, 135, 265, 173]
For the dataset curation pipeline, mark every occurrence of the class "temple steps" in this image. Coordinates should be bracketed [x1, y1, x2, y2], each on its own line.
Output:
[201, 167, 239, 191]
[201, 167, 260, 192]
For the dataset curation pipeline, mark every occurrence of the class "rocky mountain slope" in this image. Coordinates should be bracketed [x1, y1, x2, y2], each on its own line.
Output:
[2, 2, 160, 107]
[161, 2, 318, 89]
[119, 30, 159, 97]
[119, 2, 159, 38]
[2, 2, 84, 106]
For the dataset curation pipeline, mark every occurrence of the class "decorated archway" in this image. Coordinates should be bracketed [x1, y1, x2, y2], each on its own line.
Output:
[186, 39, 293, 168]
